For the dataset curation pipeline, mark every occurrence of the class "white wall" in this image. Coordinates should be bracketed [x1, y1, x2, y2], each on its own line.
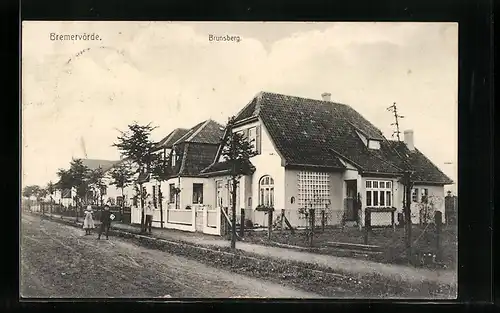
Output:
[410, 184, 446, 223]
[234, 120, 285, 227]
[179, 177, 215, 210]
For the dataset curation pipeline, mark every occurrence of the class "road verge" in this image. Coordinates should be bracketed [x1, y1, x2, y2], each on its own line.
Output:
[39, 214, 456, 298]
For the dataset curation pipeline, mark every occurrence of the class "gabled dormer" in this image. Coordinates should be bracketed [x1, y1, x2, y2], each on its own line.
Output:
[354, 129, 381, 150]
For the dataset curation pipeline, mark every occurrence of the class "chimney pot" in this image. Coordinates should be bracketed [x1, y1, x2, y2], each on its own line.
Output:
[321, 92, 332, 102]
[403, 129, 415, 151]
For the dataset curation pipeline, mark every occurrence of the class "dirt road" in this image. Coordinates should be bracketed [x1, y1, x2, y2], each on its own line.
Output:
[20, 214, 321, 298]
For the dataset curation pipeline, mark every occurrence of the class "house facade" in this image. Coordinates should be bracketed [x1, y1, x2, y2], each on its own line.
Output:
[138, 119, 224, 230]
[201, 91, 453, 228]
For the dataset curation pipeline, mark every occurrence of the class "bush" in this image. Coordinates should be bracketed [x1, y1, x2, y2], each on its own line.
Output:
[244, 219, 254, 228]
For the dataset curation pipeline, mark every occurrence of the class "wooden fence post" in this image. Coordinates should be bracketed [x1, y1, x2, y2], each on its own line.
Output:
[267, 209, 273, 240]
[321, 209, 326, 232]
[281, 209, 285, 231]
[435, 211, 443, 261]
[391, 210, 396, 231]
[364, 208, 371, 245]
[309, 208, 315, 247]
[240, 208, 245, 237]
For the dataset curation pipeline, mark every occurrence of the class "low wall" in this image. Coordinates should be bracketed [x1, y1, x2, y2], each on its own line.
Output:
[166, 209, 195, 232]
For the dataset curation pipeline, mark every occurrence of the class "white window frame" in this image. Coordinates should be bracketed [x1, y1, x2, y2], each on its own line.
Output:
[365, 180, 393, 207]
[368, 140, 381, 150]
[259, 175, 274, 207]
[171, 150, 177, 167]
[215, 180, 224, 208]
[192, 183, 204, 204]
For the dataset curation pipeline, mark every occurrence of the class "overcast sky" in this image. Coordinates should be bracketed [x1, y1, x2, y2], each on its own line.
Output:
[21, 21, 458, 192]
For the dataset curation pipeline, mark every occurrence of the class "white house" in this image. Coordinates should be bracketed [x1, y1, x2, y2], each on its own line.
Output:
[136, 119, 225, 231]
[200, 91, 453, 228]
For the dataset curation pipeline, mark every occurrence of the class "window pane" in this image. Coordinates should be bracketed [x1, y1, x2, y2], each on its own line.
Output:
[260, 189, 264, 205]
[366, 191, 372, 206]
[380, 182, 385, 188]
[373, 191, 379, 206]
[386, 191, 391, 206]
[270, 188, 274, 206]
[366, 181, 372, 188]
[373, 181, 379, 188]
[387, 181, 392, 189]
[380, 191, 385, 206]
[412, 188, 419, 202]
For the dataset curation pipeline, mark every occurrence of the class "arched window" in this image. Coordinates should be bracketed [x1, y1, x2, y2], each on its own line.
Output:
[259, 175, 274, 207]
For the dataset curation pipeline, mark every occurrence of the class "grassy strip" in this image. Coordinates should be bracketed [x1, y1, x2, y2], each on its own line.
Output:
[46, 215, 455, 298]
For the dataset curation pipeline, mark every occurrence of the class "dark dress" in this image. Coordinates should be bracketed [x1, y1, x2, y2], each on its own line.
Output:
[98, 210, 112, 239]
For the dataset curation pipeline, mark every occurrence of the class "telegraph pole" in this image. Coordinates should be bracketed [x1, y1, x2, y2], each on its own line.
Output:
[387, 102, 404, 141]
[388, 102, 413, 263]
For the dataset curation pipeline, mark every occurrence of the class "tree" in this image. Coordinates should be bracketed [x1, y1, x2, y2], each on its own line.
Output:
[220, 116, 257, 250]
[112, 122, 157, 232]
[87, 167, 106, 205]
[22, 185, 41, 199]
[46, 181, 55, 216]
[61, 159, 91, 222]
[22, 185, 42, 212]
[109, 161, 134, 220]
[37, 188, 48, 215]
[150, 151, 172, 228]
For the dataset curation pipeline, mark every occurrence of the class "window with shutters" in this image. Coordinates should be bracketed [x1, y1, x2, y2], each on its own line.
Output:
[248, 127, 257, 153]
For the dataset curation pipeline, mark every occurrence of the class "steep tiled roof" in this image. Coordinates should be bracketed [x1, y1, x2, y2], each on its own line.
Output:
[154, 128, 189, 151]
[200, 159, 256, 177]
[81, 159, 120, 172]
[383, 141, 453, 184]
[169, 143, 219, 177]
[233, 91, 451, 183]
[164, 120, 225, 177]
[174, 119, 224, 145]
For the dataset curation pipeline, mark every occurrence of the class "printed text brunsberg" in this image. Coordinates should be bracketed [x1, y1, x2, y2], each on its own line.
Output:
[208, 34, 241, 43]
[50, 33, 102, 41]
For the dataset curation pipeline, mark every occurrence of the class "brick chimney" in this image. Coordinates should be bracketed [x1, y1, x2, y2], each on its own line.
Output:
[403, 130, 415, 151]
[321, 92, 331, 102]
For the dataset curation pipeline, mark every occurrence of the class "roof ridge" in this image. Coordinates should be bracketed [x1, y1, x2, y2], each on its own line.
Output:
[233, 91, 264, 121]
[185, 119, 211, 142]
[173, 121, 205, 145]
[262, 91, 351, 107]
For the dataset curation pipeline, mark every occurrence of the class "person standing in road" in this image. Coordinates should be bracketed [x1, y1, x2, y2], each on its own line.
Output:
[144, 200, 154, 234]
[97, 204, 112, 240]
[83, 205, 95, 235]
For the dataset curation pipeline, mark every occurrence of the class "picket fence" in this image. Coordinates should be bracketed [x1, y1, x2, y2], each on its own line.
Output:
[131, 204, 222, 236]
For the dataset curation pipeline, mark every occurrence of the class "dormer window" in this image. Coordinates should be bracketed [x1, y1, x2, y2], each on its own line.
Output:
[368, 140, 381, 150]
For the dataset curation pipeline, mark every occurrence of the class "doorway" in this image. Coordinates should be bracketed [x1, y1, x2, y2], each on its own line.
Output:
[344, 180, 358, 221]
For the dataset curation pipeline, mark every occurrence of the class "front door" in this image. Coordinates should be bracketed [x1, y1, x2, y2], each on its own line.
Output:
[344, 180, 358, 221]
